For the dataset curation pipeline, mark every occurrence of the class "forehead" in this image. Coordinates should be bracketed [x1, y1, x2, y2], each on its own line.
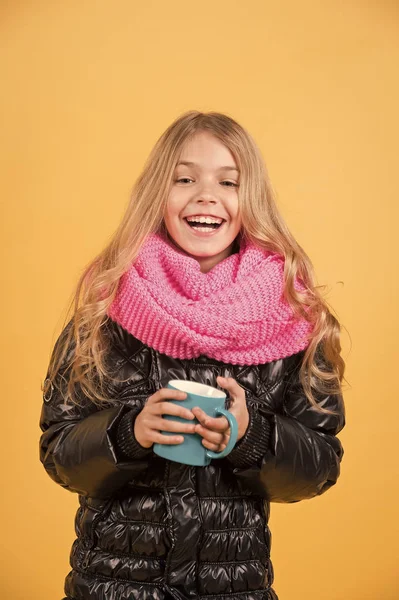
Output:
[177, 131, 238, 171]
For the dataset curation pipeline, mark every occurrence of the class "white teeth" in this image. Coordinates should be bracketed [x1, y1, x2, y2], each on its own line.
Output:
[186, 216, 223, 224]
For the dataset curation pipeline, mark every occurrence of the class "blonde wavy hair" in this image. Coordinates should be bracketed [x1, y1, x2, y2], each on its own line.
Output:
[43, 110, 346, 412]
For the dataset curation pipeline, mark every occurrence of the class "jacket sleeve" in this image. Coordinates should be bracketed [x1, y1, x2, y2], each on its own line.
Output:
[226, 349, 345, 502]
[39, 321, 152, 499]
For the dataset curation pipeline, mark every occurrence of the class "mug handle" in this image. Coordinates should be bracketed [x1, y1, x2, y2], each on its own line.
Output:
[205, 408, 238, 460]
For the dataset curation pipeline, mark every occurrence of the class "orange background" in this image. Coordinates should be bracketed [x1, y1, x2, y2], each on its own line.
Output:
[1, 2, 398, 599]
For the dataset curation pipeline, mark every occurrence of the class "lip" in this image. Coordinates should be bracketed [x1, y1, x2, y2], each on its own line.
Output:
[182, 217, 226, 237]
[183, 214, 226, 221]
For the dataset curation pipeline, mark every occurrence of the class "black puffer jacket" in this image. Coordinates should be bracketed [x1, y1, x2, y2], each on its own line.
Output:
[39, 318, 345, 600]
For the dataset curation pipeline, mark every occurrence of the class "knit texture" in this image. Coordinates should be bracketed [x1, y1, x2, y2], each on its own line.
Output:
[116, 408, 153, 460]
[227, 409, 272, 469]
[108, 233, 314, 365]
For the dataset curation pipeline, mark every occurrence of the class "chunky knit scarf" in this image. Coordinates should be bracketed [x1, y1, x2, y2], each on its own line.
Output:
[108, 233, 314, 365]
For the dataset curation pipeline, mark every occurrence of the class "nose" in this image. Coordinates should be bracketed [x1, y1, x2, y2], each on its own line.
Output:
[196, 196, 217, 205]
[194, 187, 218, 205]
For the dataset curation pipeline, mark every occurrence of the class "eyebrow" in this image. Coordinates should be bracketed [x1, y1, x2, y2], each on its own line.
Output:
[177, 161, 239, 172]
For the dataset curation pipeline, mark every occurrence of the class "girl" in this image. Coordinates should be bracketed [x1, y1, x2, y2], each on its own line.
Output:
[40, 111, 346, 600]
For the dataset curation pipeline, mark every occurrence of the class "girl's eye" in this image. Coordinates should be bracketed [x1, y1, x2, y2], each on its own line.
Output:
[175, 178, 238, 187]
[221, 181, 239, 187]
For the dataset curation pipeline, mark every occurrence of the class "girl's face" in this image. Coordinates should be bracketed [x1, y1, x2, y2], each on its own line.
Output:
[164, 131, 242, 273]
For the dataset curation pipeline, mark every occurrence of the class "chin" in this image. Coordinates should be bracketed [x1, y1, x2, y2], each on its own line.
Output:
[185, 244, 226, 257]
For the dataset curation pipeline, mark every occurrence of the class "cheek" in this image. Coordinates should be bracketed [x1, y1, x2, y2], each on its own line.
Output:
[164, 193, 185, 220]
[163, 214, 178, 241]
[163, 198, 179, 227]
[228, 196, 240, 219]
[231, 207, 242, 231]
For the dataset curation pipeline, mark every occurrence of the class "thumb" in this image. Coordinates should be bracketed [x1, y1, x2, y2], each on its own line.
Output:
[217, 376, 241, 398]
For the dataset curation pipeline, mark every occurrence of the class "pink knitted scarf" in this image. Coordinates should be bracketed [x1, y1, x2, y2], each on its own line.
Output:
[108, 233, 314, 365]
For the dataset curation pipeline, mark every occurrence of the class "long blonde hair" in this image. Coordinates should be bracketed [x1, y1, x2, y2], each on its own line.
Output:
[43, 110, 346, 411]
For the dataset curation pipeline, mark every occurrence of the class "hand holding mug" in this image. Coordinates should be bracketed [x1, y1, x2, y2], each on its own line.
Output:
[192, 376, 249, 453]
[134, 388, 196, 448]
[152, 380, 239, 466]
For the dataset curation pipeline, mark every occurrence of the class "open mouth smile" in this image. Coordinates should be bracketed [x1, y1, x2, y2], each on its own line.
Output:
[183, 216, 226, 235]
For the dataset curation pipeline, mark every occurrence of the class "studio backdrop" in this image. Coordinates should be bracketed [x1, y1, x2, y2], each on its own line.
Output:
[1, 2, 398, 599]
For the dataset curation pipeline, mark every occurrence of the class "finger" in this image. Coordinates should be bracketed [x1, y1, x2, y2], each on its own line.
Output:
[216, 376, 243, 398]
[192, 408, 229, 432]
[150, 432, 185, 445]
[201, 439, 228, 452]
[194, 424, 227, 445]
[195, 424, 224, 444]
[150, 402, 194, 421]
[147, 388, 187, 404]
[191, 406, 209, 424]
[151, 417, 196, 434]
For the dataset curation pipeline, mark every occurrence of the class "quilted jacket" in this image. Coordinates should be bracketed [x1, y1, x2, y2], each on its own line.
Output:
[39, 318, 345, 600]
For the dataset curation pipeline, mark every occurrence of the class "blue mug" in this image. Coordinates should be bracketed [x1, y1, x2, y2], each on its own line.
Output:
[153, 379, 238, 466]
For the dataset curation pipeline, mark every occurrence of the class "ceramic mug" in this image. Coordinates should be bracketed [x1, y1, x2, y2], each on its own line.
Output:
[153, 379, 238, 466]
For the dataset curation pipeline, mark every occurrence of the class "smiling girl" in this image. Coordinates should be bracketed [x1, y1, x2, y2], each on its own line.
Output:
[40, 111, 345, 600]
[163, 131, 242, 273]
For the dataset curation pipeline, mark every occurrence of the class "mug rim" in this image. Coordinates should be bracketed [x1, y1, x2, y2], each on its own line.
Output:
[169, 379, 226, 399]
